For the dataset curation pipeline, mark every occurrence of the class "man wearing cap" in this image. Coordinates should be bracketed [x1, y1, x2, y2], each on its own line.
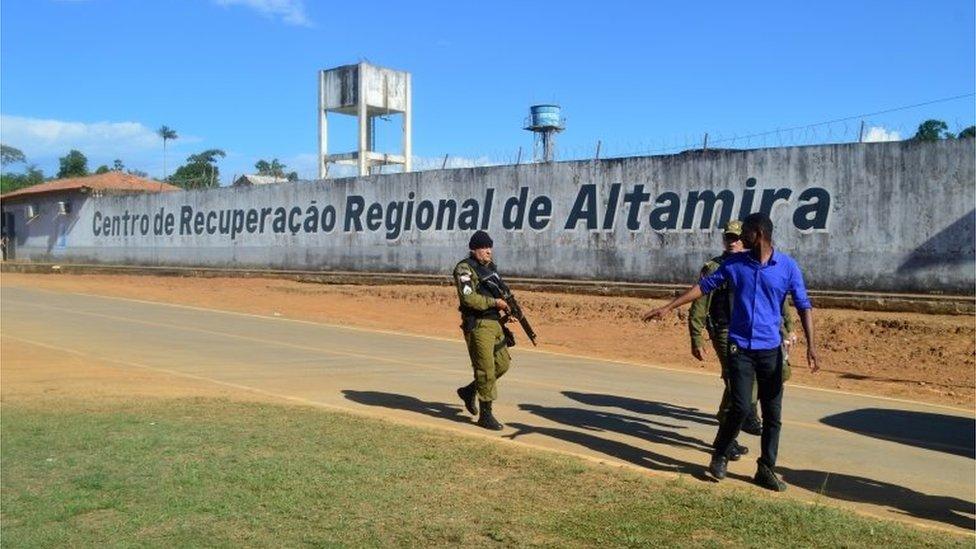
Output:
[688, 220, 796, 462]
[454, 230, 512, 430]
[643, 212, 819, 492]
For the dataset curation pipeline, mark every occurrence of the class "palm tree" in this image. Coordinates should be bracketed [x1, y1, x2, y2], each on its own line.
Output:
[157, 125, 178, 182]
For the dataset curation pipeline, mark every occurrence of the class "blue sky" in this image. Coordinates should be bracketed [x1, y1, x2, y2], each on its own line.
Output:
[2, 0, 974, 183]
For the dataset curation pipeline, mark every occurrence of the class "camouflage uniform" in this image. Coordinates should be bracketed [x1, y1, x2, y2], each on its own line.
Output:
[454, 257, 512, 402]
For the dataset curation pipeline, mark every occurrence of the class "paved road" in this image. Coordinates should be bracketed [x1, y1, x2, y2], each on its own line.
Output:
[2, 285, 973, 534]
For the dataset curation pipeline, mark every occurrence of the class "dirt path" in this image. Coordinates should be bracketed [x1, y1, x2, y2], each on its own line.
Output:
[2, 272, 973, 408]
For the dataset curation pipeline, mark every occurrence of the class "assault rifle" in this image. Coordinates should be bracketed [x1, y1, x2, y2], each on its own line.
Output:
[481, 272, 538, 346]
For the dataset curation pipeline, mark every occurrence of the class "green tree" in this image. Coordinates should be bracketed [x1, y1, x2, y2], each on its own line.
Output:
[95, 165, 111, 174]
[170, 149, 225, 190]
[912, 119, 953, 141]
[1, 145, 43, 194]
[0, 165, 45, 194]
[958, 126, 975, 139]
[255, 158, 298, 181]
[113, 159, 125, 172]
[57, 150, 89, 178]
[157, 125, 178, 181]
[1, 144, 26, 167]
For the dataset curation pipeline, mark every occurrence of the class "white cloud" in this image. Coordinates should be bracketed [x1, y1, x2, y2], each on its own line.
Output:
[0, 114, 205, 179]
[214, 0, 312, 27]
[1, 115, 163, 157]
[863, 126, 901, 143]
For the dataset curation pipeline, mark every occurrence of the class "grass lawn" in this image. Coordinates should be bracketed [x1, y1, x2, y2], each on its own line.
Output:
[1, 397, 966, 548]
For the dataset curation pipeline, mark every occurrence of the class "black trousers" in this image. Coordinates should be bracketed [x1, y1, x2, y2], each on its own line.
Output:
[712, 345, 783, 468]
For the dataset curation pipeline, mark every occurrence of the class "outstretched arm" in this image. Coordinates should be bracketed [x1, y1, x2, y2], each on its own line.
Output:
[641, 285, 704, 322]
[645, 259, 728, 323]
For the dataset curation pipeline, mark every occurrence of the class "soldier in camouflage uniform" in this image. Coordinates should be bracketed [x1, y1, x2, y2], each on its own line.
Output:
[688, 220, 795, 459]
[454, 230, 512, 430]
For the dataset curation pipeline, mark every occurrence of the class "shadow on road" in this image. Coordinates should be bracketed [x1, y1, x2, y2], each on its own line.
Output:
[341, 390, 472, 425]
[338, 390, 973, 530]
[562, 391, 719, 427]
[820, 408, 975, 459]
[779, 467, 976, 531]
[517, 403, 713, 453]
[340, 389, 718, 478]
[503, 422, 727, 482]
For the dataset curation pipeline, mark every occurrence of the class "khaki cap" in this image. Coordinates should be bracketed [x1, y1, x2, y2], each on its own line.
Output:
[723, 220, 743, 235]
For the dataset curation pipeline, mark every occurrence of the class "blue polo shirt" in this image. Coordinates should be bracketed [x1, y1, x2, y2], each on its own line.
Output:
[698, 249, 812, 350]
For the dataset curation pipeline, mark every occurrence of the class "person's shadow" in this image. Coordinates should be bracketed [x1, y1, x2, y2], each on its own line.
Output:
[340, 390, 718, 477]
[779, 467, 976, 531]
[562, 391, 719, 428]
[341, 390, 472, 425]
[517, 403, 713, 454]
[503, 421, 731, 482]
[338, 390, 973, 530]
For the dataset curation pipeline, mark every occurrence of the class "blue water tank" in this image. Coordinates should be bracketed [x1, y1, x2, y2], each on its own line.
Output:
[529, 104, 562, 128]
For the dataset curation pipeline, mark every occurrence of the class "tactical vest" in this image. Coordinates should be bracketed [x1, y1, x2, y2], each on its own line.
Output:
[706, 254, 733, 331]
[458, 257, 501, 321]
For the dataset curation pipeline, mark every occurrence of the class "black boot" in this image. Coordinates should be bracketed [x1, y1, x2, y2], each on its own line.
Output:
[709, 454, 728, 480]
[456, 382, 478, 415]
[742, 409, 763, 436]
[754, 462, 787, 492]
[477, 400, 504, 431]
[727, 439, 749, 461]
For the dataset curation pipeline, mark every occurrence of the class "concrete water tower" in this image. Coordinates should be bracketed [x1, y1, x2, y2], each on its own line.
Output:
[524, 104, 564, 162]
[317, 62, 412, 178]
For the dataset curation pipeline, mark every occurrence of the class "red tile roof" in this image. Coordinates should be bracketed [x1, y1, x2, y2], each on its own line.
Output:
[1, 172, 181, 200]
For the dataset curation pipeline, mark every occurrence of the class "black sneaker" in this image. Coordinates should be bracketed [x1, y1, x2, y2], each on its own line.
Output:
[708, 455, 728, 480]
[456, 383, 478, 415]
[742, 415, 763, 436]
[754, 463, 787, 492]
[728, 440, 749, 461]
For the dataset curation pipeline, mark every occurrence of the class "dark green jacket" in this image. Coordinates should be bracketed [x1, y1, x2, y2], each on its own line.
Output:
[454, 257, 499, 320]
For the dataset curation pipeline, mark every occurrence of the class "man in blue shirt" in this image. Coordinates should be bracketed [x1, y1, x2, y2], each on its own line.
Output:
[642, 212, 820, 491]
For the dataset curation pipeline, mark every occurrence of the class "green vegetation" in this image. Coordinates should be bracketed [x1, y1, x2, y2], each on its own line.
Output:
[255, 158, 298, 181]
[1, 144, 27, 166]
[911, 119, 976, 141]
[157, 125, 178, 182]
[1, 397, 963, 548]
[0, 164, 45, 194]
[170, 149, 226, 189]
[56, 149, 89, 178]
[0, 144, 44, 194]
